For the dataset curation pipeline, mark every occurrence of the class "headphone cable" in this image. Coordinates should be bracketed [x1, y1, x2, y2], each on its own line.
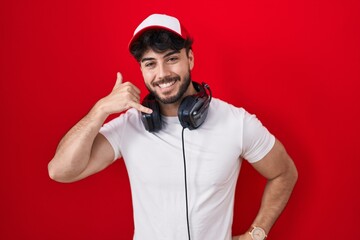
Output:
[182, 127, 191, 240]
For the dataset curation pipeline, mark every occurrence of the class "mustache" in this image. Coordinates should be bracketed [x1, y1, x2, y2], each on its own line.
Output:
[152, 76, 180, 87]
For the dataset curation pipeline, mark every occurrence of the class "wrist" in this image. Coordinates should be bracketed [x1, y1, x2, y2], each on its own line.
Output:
[92, 99, 111, 120]
[249, 225, 268, 240]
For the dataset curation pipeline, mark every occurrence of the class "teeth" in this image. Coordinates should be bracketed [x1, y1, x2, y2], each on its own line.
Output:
[158, 80, 176, 89]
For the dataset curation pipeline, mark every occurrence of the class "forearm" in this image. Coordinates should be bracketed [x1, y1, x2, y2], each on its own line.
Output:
[48, 102, 108, 181]
[48, 73, 153, 182]
[252, 167, 298, 234]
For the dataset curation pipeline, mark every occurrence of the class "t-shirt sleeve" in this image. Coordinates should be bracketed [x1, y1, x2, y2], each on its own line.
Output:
[99, 116, 124, 161]
[241, 110, 275, 163]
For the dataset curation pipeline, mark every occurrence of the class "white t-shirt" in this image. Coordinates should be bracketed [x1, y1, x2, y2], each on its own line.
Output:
[100, 98, 275, 240]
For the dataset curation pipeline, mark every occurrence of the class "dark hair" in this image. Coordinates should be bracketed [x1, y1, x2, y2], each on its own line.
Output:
[130, 29, 193, 62]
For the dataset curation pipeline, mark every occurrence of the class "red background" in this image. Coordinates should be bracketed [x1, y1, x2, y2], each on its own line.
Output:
[1, 0, 359, 239]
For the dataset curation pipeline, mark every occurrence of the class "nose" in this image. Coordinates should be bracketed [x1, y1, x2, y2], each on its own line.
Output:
[157, 63, 171, 80]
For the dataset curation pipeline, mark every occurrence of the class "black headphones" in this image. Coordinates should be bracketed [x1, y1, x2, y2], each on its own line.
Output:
[141, 82, 212, 132]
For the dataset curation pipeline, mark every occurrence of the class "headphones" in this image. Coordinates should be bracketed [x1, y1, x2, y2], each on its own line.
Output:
[141, 82, 212, 132]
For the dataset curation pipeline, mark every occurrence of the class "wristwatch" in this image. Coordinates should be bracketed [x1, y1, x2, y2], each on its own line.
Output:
[249, 226, 267, 240]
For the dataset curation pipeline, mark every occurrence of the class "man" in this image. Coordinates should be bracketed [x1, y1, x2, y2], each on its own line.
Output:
[48, 14, 298, 240]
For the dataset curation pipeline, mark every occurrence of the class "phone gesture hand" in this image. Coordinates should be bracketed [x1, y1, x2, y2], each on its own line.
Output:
[97, 72, 153, 116]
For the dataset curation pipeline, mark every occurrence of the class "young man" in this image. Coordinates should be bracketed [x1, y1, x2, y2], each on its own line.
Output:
[48, 14, 298, 240]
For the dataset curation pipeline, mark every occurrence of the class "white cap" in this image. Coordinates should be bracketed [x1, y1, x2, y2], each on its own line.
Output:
[129, 14, 190, 50]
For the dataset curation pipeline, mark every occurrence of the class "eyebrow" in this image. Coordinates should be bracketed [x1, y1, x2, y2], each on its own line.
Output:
[141, 50, 180, 63]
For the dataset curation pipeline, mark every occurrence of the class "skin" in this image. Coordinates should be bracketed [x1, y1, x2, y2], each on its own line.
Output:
[48, 47, 298, 239]
[48, 48, 195, 182]
[47, 72, 152, 183]
[140, 48, 196, 116]
[232, 139, 298, 239]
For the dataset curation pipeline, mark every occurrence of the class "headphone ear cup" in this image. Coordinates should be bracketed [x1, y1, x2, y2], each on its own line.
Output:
[141, 95, 162, 132]
[178, 96, 197, 129]
[178, 82, 211, 130]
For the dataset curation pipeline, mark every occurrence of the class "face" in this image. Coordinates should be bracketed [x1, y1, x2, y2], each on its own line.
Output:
[140, 48, 194, 104]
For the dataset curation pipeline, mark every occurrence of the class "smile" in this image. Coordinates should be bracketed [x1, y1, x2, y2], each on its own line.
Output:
[157, 80, 177, 89]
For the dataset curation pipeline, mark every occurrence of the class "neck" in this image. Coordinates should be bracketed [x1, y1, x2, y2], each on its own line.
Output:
[159, 102, 181, 116]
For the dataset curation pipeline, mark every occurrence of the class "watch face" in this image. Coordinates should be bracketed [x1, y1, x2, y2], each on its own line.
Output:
[251, 227, 266, 240]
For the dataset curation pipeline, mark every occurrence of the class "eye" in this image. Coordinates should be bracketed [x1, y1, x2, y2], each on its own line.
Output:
[167, 56, 179, 63]
[144, 61, 156, 68]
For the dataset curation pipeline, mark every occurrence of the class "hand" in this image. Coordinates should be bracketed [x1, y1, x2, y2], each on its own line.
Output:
[232, 233, 252, 240]
[96, 72, 153, 116]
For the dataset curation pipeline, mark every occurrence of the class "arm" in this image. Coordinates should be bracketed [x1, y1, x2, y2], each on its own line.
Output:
[233, 139, 298, 239]
[48, 72, 152, 183]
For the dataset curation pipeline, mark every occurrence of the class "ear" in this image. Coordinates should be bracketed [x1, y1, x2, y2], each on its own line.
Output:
[188, 49, 194, 70]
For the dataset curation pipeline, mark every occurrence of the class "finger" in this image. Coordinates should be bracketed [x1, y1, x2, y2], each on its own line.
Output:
[114, 72, 123, 88]
[131, 84, 141, 95]
[119, 86, 141, 102]
[123, 81, 141, 95]
[130, 102, 153, 114]
[127, 92, 141, 104]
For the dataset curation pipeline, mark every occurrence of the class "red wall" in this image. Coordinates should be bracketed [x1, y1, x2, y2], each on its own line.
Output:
[1, 0, 359, 239]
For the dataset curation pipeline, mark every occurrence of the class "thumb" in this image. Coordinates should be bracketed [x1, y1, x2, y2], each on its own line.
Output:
[114, 72, 123, 88]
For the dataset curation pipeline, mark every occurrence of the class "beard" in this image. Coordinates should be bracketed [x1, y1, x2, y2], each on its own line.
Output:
[146, 72, 192, 104]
